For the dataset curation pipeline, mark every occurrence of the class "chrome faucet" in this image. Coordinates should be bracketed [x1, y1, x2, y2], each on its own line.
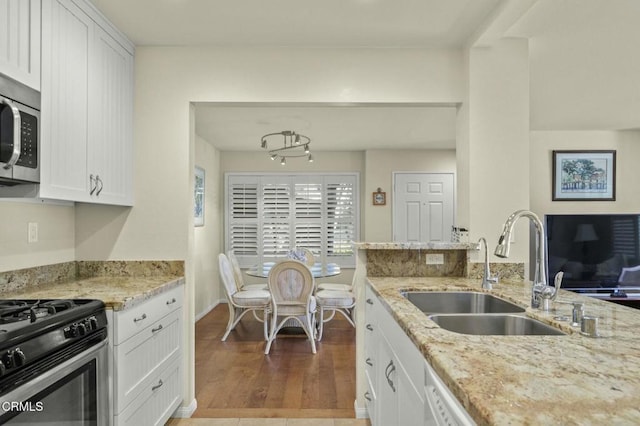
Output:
[494, 210, 548, 309]
[478, 237, 498, 290]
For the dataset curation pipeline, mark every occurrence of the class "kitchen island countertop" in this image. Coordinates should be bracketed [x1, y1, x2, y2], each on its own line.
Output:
[368, 276, 640, 425]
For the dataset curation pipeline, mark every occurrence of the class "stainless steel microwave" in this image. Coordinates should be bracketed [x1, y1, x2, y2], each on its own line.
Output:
[0, 73, 40, 186]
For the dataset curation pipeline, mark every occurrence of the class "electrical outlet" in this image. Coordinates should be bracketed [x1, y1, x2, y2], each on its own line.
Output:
[425, 253, 444, 265]
[28, 222, 38, 243]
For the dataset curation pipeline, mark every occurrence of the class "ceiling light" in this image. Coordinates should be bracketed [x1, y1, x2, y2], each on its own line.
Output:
[260, 130, 312, 165]
[308, 154, 314, 163]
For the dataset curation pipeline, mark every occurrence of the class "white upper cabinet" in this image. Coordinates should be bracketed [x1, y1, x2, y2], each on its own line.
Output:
[40, 0, 134, 205]
[0, 0, 41, 90]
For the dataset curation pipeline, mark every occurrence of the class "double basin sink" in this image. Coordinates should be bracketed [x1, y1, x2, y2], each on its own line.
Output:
[403, 291, 565, 336]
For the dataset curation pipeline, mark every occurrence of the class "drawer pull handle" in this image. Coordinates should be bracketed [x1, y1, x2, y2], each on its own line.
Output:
[366, 324, 373, 331]
[366, 357, 373, 366]
[364, 391, 372, 402]
[151, 379, 163, 391]
[385, 360, 396, 392]
[366, 298, 374, 305]
[152, 324, 164, 333]
[166, 298, 177, 305]
[133, 313, 147, 323]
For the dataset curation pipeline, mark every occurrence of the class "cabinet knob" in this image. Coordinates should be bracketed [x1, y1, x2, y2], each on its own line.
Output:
[366, 357, 373, 367]
[366, 324, 374, 331]
[366, 298, 374, 305]
[166, 298, 177, 305]
[364, 391, 372, 402]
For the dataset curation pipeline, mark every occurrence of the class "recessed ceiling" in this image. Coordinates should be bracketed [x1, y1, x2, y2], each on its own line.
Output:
[194, 104, 458, 151]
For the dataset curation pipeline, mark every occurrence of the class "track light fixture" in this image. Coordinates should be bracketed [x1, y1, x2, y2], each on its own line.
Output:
[261, 130, 313, 165]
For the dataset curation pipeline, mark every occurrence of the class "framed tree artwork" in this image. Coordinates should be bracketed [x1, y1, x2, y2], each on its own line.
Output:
[552, 150, 616, 201]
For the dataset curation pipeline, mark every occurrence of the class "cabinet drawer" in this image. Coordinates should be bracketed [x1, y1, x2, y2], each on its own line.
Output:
[114, 357, 182, 426]
[113, 285, 183, 344]
[114, 309, 181, 413]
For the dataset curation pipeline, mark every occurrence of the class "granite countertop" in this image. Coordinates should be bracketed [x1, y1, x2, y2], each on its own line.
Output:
[0, 275, 184, 311]
[367, 276, 640, 425]
[353, 241, 479, 250]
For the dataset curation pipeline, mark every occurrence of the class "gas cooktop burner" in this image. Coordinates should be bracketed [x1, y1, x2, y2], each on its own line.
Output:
[0, 300, 79, 324]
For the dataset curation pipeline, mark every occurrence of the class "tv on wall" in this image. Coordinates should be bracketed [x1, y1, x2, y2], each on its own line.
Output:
[545, 214, 640, 291]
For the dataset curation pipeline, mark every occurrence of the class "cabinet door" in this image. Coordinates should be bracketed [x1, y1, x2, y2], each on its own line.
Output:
[40, 0, 91, 202]
[0, 0, 41, 89]
[88, 24, 133, 205]
[376, 332, 399, 426]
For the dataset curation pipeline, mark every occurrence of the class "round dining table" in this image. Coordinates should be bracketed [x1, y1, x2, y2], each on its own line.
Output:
[245, 262, 341, 278]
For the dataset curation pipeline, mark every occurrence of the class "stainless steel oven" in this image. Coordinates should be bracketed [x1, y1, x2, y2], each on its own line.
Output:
[0, 300, 109, 425]
[0, 73, 40, 185]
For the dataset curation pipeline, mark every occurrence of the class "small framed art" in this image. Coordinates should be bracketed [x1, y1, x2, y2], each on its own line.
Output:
[194, 166, 205, 226]
[552, 150, 616, 201]
[373, 188, 386, 206]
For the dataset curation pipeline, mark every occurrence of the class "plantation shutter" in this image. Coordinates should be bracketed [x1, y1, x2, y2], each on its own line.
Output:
[226, 173, 358, 267]
[294, 179, 323, 256]
[326, 176, 356, 260]
[262, 180, 291, 258]
[228, 180, 258, 260]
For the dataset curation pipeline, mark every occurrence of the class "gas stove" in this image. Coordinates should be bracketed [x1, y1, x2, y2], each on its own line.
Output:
[0, 299, 107, 393]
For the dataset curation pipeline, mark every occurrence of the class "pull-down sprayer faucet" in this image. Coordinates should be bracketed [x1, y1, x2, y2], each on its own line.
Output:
[494, 210, 548, 308]
[478, 237, 498, 290]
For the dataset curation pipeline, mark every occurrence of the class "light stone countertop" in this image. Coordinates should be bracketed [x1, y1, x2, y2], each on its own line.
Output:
[354, 241, 479, 250]
[0, 275, 184, 311]
[367, 276, 640, 425]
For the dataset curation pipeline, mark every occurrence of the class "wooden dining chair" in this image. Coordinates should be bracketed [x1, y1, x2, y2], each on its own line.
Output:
[218, 253, 271, 341]
[264, 260, 317, 354]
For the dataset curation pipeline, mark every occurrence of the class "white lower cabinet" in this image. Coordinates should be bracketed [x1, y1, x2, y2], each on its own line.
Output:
[365, 283, 472, 426]
[108, 284, 184, 426]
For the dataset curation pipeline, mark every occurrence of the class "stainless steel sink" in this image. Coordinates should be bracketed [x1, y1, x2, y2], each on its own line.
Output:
[429, 314, 566, 336]
[403, 291, 525, 314]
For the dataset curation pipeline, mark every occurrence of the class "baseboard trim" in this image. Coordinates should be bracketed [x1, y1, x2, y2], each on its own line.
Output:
[194, 299, 224, 322]
[172, 398, 197, 418]
[354, 399, 369, 419]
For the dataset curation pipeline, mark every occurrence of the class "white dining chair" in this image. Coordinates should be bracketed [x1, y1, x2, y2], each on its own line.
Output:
[315, 288, 356, 341]
[218, 253, 271, 341]
[227, 250, 269, 291]
[264, 260, 317, 354]
[316, 270, 355, 292]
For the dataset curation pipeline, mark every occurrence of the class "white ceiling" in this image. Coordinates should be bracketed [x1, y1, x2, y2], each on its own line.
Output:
[90, 0, 640, 150]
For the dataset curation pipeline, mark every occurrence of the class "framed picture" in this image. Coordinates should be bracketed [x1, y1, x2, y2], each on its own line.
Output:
[194, 166, 205, 226]
[373, 188, 386, 206]
[552, 150, 616, 201]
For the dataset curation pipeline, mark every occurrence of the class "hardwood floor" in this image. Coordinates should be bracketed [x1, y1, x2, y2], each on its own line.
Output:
[187, 304, 360, 420]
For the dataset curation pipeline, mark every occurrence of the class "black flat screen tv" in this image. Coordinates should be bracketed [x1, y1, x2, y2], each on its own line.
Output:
[545, 214, 640, 290]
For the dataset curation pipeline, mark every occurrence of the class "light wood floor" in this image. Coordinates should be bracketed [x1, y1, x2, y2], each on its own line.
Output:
[167, 304, 367, 425]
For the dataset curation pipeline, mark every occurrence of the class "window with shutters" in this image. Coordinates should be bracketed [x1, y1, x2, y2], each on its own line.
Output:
[225, 173, 359, 268]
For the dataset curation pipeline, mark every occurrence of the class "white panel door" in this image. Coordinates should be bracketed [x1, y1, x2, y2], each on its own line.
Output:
[393, 173, 454, 242]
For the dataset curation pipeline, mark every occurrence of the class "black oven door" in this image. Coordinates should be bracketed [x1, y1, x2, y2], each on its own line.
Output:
[0, 339, 109, 425]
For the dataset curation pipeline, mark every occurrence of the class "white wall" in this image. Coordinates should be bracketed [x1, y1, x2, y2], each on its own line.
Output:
[464, 40, 531, 264]
[364, 149, 457, 241]
[193, 134, 222, 318]
[530, 130, 640, 214]
[0, 201, 75, 271]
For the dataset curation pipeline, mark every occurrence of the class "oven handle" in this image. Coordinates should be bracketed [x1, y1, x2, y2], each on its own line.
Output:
[1, 97, 22, 170]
